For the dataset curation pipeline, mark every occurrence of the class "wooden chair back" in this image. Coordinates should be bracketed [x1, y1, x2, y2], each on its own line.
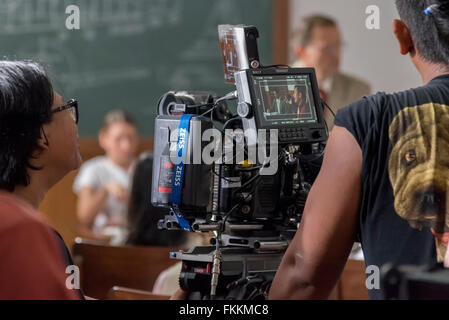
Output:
[72, 237, 178, 299]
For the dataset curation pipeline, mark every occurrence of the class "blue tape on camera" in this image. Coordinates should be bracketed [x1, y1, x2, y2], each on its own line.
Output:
[170, 114, 194, 232]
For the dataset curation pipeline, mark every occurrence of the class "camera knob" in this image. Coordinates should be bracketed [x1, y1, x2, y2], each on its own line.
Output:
[237, 102, 252, 118]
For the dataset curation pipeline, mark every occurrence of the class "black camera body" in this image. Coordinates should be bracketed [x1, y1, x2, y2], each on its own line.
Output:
[382, 263, 449, 299]
[150, 25, 328, 299]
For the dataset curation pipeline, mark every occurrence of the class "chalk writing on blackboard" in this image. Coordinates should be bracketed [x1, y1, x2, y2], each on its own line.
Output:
[0, 0, 182, 36]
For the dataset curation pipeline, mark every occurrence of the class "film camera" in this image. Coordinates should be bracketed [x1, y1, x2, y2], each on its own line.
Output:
[151, 25, 328, 299]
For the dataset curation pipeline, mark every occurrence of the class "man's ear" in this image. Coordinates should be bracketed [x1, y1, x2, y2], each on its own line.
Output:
[294, 45, 306, 59]
[33, 128, 50, 157]
[393, 19, 415, 56]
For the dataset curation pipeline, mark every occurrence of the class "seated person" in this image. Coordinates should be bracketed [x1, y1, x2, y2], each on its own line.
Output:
[73, 110, 139, 244]
[0, 60, 82, 299]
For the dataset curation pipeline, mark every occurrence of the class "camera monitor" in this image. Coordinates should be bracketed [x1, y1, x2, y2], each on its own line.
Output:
[252, 73, 319, 126]
[236, 67, 328, 144]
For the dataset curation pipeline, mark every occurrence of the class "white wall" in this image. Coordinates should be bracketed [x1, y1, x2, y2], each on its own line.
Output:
[289, 0, 422, 94]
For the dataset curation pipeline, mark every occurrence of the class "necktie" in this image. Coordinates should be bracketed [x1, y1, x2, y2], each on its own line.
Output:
[319, 89, 328, 104]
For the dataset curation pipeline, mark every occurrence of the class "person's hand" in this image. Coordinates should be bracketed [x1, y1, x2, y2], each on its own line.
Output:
[104, 181, 129, 202]
[170, 288, 188, 300]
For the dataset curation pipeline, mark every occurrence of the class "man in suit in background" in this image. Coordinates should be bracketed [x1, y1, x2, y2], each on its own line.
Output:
[291, 15, 368, 262]
[272, 88, 287, 115]
[291, 15, 371, 132]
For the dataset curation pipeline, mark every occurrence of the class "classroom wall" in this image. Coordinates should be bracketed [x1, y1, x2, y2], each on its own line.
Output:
[0, 0, 275, 137]
[289, 0, 422, 94]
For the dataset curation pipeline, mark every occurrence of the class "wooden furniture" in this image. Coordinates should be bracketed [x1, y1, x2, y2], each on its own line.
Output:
[72, 237, 178, 300]
[107, 286, 170, 300]
[72, 237, 368, 300]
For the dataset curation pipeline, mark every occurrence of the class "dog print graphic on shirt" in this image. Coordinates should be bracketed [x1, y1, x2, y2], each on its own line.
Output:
[388, 103, 449, 262]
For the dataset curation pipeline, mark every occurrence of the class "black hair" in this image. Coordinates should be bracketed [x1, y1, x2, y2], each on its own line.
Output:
[395, 0, 449, 65]
[126, 153, 188, 247]
[0, 61, 54, 192]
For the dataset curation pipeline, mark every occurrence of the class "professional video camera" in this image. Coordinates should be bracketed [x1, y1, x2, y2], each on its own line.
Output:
[151, 25, 329, 299]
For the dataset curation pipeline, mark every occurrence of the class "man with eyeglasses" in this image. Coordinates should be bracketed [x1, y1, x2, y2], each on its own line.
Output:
[0, 61, 83, 299]
[291, 15, 371, 132]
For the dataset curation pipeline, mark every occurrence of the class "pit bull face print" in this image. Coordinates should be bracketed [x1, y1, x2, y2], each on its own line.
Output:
[388, 103, 449, 262]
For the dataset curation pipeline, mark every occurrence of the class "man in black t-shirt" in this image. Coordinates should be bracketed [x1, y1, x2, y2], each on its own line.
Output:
[269, 0, 449, 299]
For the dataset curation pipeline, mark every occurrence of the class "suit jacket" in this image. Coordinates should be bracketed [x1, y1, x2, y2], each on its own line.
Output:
[325, 72, 371, 131]
[273, 98, 287, 114]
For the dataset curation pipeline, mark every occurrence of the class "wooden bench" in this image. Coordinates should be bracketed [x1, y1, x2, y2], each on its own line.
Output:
[72, 237, 179, 300]
[107, 286, 170, 300]
[72, 237, 368, 300]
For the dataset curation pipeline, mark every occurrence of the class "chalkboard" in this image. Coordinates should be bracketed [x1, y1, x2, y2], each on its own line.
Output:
[0, 0, 273, 136]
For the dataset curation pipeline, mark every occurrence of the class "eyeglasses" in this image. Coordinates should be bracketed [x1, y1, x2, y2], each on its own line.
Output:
[52, 99, 79, 124]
